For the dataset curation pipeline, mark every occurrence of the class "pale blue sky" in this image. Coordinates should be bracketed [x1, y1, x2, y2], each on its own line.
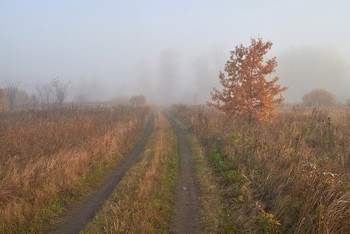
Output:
[1, 0, 349, 102]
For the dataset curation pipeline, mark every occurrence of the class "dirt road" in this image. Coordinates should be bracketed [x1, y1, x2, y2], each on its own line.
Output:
[167, 113, 202, 234]
[46, 113, 154, 234]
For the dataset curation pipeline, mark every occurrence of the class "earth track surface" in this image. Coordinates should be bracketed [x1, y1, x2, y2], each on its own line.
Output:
[45, 113, 154, 234]
[167, 113, 202, 234]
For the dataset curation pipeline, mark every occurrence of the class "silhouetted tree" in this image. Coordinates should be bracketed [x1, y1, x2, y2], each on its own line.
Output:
[4, 80, 20, 111]
[36, 83, 53, 107]
[35, 78, 70, 108]
[15, 90, 32, 109]
[210, 38, 287, 123]
[52, 77, 69, 107]
[303, 89, 335, 106]
[29, 94, 39, 109]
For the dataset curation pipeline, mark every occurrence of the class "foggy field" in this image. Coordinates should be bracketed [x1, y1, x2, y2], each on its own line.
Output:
[1, 1, 350, 233]
[1, 104, 350, 233]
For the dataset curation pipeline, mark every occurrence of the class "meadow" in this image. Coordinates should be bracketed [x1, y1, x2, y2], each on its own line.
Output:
[0, 105, 150, 233]
[2, 103, 350, 233]
[171, 104, 350, 233]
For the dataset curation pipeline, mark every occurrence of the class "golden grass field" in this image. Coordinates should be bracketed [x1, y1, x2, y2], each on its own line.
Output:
[0, 106, 149, 233]
[171, 104, 350, 233]
[2, 104, 350, 233]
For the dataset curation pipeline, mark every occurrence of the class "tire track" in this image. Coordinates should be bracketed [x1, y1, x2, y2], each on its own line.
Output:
[46, 113, 155, 234]
[167, 113, 202, 234]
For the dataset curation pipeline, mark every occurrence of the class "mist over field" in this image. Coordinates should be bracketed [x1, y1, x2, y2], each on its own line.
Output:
[277, 47, 350, 103]
[1, 1, 350, 104]
[3, 2, 350, 233]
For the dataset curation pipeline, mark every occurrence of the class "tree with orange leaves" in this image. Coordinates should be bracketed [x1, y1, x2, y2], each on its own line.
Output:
[210, 38, 287, 123]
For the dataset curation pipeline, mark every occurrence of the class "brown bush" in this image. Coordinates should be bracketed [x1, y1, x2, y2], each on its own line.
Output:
[303, 89, 335, 106]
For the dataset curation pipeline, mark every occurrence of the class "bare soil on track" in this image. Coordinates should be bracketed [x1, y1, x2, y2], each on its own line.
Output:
[167, 113, 202, 234]
[45, 114, 154, 234]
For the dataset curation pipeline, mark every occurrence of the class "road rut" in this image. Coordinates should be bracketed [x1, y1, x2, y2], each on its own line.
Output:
[46, 113, 154, 234]
[167, 113, 202, 234]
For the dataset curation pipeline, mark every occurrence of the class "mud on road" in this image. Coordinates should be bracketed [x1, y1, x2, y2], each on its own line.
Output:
[46, 113, 154, 234]
[167, 113, 202, 234]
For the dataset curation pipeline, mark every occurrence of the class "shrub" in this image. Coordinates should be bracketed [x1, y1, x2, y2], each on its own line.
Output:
[302, 89, 335, 106]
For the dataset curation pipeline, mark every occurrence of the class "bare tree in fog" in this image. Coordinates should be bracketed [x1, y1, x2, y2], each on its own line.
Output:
[52, 77, 70, 106]
[4, 80, 19, 111]
[15, 90, 33, 110]
[158, 50, 178, 103]
[29, 94, 39, 109]
[36, 83, 54, 107]
[35, 77, 70, 108]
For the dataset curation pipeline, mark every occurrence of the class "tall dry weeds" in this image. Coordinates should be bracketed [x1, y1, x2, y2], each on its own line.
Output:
[0, 106, 149, 233]
[172, 104, 350, 233]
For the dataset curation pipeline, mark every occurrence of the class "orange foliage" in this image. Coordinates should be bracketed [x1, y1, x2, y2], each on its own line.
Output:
[210, 38, 287, 122]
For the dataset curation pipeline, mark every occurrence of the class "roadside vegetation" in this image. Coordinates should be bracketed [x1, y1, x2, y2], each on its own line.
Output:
[168, 38, 350, 233]
[0, 105, 150, 233]
[179, 119, 229, 233]
[82, 112, 179, 233]
[171, 104, 350, 233]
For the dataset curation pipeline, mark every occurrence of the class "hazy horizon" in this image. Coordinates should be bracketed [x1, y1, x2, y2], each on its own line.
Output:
[1, 0, 350, 104]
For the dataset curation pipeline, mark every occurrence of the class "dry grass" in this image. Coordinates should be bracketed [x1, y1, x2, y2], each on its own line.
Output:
[82, 112, 178, 233]
[168, 114, 228, 233]
[0, 106, 150, 233]
[188, 129, 228, 233]
[172, 104, 350, 233]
